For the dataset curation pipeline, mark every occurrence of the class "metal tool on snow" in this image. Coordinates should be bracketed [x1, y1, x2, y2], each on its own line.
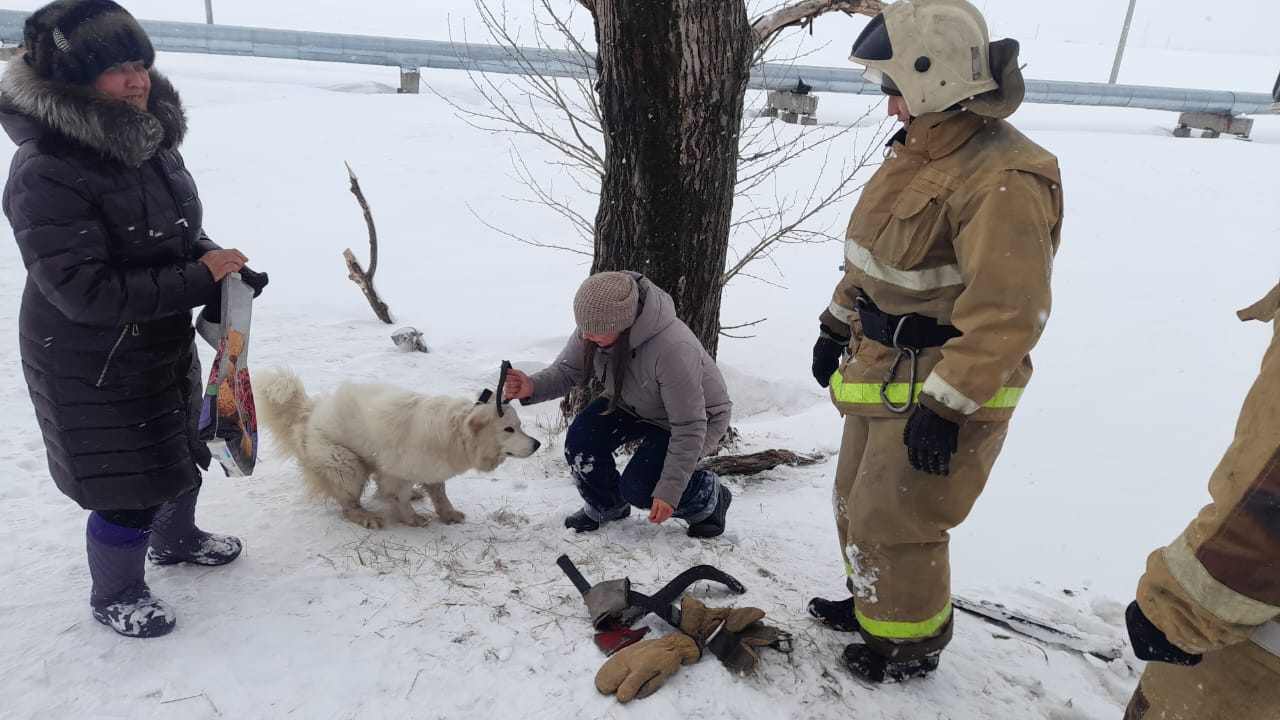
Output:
[555, 554, 747, 655]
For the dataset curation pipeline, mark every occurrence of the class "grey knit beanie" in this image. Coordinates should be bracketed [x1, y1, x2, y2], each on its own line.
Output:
[573, 272, 639, 334]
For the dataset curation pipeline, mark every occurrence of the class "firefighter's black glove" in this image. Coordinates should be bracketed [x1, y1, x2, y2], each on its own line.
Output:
[903, 403, 959, 476]
[811, 328, 849, 388]
[1125, 600, 1203, 667]
[239, 267, 269, 298]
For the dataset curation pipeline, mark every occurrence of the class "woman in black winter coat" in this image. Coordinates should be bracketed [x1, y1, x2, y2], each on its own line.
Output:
[0, 0, 266, 638]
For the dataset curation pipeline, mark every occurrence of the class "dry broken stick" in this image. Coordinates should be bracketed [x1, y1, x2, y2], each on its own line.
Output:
[696, 449, 825, 477]
[343, 161, 394, 324]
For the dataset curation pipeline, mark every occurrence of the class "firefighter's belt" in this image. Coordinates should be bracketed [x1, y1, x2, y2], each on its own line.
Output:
[855, 296, 960, 351]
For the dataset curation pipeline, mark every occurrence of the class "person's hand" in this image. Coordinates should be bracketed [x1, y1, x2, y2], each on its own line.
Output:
[200, 249, 247, 282]
[903, 403, 959, 475]
[812, 326, 849, 388]
[1125, 600, 1203, 666]
[504, 368, 534, 401]
[648, 498, 674, 524]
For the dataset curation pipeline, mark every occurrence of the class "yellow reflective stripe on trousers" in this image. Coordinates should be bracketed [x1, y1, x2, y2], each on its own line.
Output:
[855, 603, 953, 641]
[829, 373, 1023, 409]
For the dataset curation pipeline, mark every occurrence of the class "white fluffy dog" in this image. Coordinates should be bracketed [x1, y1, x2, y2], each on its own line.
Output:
[255, 368, 540, 529]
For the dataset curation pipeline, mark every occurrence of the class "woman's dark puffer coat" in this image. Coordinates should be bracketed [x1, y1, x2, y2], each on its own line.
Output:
[0, 59, 220, 511]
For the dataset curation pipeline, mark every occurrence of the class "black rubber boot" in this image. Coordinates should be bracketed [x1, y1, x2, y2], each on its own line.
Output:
[808, 595, 860, 632]
[841, 643, 940, 683]
[687, 484, 732, 538]
[148, 488, 242, 566]
[87, 517, 176, 638]
[564, 506, 630, 533]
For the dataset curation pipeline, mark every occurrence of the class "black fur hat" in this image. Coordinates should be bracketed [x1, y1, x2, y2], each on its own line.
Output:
[22, 0, 155, 85]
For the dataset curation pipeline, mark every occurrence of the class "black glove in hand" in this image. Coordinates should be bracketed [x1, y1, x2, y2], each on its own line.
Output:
[238, 266, 269, 298]
[903, 403, 959, 476]
[812, 327, 849, 388]
[1125, 600, 1203, 666]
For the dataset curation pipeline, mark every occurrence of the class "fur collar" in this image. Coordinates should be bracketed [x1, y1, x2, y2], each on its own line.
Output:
[0, 58, 186, 166]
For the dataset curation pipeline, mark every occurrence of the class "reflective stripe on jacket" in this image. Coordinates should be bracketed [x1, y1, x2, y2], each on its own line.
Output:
[820, 110, 1063, 422]
[1135, 284, 1280, 658]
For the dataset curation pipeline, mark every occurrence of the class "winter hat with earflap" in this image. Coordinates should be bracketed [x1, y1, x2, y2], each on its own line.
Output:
[22, 0, 155, 86]
[574, 272, 639, 335]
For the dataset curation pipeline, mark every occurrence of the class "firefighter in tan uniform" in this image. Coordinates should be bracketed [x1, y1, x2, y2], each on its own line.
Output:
[1122, 283, 1280, 719]
[804, 0, 1064, 682]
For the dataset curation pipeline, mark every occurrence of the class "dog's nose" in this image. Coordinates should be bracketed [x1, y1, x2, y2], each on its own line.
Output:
[532, 439, 542, 452]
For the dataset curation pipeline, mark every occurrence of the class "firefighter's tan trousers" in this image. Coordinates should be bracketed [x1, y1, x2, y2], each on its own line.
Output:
[832, 414, 1008, 656]
[1124, 640, 1280, 719]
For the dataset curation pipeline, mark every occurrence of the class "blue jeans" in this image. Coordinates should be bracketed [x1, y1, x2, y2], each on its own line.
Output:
[565, 397, 720, 524]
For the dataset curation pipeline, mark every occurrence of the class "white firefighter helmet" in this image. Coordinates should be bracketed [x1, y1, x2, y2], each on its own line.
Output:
[849, 0, 998, 116]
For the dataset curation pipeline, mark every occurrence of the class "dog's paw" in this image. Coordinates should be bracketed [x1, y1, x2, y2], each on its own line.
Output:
[344, 508, 385, 530]
[398, 511, 432, 527]
[437, 509, 467, 525]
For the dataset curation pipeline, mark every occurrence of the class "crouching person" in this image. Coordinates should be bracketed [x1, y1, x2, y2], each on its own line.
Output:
[504, 271, 734, 537]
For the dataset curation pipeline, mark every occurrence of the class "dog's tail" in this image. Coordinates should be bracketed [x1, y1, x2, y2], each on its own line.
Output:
[254, 367, 313, 461]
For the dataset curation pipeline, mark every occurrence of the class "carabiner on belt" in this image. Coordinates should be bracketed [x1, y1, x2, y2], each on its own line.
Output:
[880, 315, 918, 414]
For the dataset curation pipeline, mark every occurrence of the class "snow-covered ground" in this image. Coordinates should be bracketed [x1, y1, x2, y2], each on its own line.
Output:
[0, 2, 1278, 718]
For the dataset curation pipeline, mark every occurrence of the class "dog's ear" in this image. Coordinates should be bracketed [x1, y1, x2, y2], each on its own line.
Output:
[476, 389, 493, 405]
[465, 409, 488, 437]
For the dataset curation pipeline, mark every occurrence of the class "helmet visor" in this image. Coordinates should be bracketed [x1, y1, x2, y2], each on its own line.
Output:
[861, 68, 901, 96]
[850, 14, 893, 62]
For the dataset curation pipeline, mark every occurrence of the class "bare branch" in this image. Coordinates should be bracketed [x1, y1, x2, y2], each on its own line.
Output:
[697, 449, 826, 476]
[467, 203, 591, 256]
[751, 0, 884, 46]
[342, 162, 394, 324]
[720, 317, 768, 331]
[724, 104, 890, 287]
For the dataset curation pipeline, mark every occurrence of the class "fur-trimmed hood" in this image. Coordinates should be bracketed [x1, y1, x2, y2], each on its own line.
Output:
[0, 57, 186, 166]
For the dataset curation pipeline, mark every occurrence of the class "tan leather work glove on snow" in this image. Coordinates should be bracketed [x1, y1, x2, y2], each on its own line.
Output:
[594, 633, 701, 703]
[677, 596, 791, 675]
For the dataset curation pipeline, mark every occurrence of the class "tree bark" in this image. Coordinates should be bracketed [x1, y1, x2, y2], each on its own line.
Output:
[589, 0, 754, 359]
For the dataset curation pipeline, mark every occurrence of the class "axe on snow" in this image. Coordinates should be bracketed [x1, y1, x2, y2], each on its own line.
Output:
[555, 554, 747, 655]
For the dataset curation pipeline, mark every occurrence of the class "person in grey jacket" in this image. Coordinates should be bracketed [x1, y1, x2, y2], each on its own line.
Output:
[504, 271, 734, 537]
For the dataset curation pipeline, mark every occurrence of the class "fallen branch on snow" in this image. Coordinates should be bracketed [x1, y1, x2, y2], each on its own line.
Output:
[343, 162, 394, 324]
[697, 449, 826, 477]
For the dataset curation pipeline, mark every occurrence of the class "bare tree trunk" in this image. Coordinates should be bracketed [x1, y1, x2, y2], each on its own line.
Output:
[589, 0, 754, 359]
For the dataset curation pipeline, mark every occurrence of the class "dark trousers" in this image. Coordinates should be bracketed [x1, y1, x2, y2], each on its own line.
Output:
[565, 397, 719, 523]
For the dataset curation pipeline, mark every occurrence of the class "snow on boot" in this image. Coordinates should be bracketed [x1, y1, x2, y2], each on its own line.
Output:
[564, 506, 630, 533]
[87, 514, 176, 638]
[687, 484, 732, 538]
[148, 488, 242, 566]
[841, 643, 940, 683]
[808, 595, 861, 632]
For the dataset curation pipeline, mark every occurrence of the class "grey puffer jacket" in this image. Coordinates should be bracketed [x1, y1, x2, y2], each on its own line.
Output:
[1, 59, 219, 511]
[527, 273, 732, 506]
